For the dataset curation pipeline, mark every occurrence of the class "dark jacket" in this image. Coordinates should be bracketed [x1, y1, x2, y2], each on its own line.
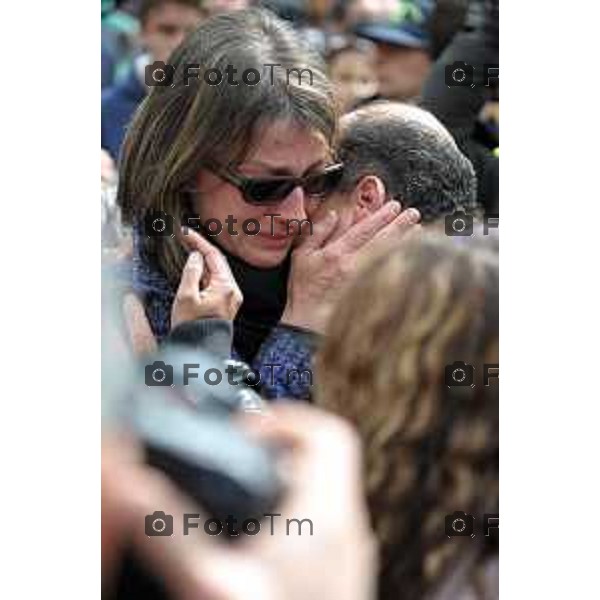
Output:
[101, 67, 146, 160]
[420, 0, 499, 215]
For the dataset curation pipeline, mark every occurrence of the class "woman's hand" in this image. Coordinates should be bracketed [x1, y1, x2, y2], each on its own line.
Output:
[171, 228, 243, 328]
[122, 228, 242, 355]
[282, 201, 420, 333]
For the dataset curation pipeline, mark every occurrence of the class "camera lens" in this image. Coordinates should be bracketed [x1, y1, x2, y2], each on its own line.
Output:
[452, 218, 466, 233]
[452, 518, 466, 533]
[452, 68, 466, 84]
[152, 518, 166, 533]
[152, 218, 166, 233]
[153, 69, 166, 83]
[452, 368, 466, 384]
[152, 368, 166, 383]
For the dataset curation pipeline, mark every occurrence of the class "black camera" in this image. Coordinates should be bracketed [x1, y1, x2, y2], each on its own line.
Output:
[144, 210, 175, 237]
[445, 210, 474, 237]
[445, 361, 475, 387]
[110, 320, 281, 600]
[145, 60, 175, 87]
[145, 361, 173, 387]
[445, 511, 475, 537]
[445, 61, 474, 87]
[145, 511, 174, 537]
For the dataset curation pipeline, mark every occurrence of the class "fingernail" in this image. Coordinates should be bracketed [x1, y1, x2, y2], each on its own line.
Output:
[328, 209, 337, 219]
[189, 251, 202, 263]
[389, 201, 401, 215]
[406, 208, 421, 222]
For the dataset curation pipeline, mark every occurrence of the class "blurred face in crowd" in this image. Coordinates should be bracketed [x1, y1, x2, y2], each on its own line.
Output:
[141, 2, 205, 64]
[375, 43, 431, 101]
[194, 119, 332, 268]
[204, 0, 250, 15]
[346, 0, 398, 25]
[329, 48, 379, 113]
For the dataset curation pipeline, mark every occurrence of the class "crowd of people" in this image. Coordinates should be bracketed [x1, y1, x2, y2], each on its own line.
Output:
[101, 1, 499, 599]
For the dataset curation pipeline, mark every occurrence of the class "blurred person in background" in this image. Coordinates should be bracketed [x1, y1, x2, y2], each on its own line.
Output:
[420, 0, 499, 214]
[102, 149, 133, 261]
[101, 0, 206, 160]
[353, 0, 435, 102]
[204, 0, 251, 15]
[102, 0, 142, 89]
[326, 35, 379, 113]
[316, 232, 498, 600]
[341, 0, 399, 26]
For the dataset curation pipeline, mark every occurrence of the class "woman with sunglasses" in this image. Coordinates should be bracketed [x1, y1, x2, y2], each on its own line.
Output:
[117, 8, 419, 399]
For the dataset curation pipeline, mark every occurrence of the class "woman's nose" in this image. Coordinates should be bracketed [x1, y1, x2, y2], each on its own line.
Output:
[279, 185, 308, 222]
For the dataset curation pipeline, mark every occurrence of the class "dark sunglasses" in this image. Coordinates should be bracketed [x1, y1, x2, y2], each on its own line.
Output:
[209, 163, 345, 206]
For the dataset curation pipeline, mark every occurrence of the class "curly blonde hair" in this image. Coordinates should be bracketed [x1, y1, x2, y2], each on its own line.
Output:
[316, 233, 498, 600]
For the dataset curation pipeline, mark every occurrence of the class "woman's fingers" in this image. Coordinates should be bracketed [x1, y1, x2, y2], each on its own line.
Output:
[329, 201, 405, 255]
[296, 209, 339, 252]
[367, 207, 421, 249]
[122, 293, 158, 355]
[176, 251, 205, 299]
[180, 228, 232, 284]
[172, 227, 243, 324]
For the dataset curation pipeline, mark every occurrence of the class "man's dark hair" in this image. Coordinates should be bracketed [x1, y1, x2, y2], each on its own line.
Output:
[336, 102, 478, 222]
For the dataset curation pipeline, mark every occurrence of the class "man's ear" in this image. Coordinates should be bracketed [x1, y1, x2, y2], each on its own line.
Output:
[352, 176, 387, 217]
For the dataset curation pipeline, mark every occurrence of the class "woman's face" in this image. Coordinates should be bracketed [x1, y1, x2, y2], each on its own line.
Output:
[194, 119, 332, 268]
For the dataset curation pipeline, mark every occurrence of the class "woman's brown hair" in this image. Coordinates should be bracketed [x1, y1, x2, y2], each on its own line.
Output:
[316, 233, 499, 600]
[117, 7, 337, 285]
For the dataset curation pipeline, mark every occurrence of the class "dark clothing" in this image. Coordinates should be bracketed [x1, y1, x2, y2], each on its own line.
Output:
[165, 318, 234, 361]
[225, 251, 291, 363]
[101, 37, 117, 90]
[420, 1, 499, 215]
[101, 68, 146, 160]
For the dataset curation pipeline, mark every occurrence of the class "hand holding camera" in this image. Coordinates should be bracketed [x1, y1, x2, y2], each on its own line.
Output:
[103, 405, 376, 600]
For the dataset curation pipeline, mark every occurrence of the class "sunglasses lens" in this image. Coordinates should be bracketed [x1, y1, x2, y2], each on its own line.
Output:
[245, 180, 295, 205]
[304, 166, 344, 197]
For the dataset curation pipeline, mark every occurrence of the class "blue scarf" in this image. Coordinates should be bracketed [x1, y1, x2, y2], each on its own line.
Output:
[130, 228, 290, 363]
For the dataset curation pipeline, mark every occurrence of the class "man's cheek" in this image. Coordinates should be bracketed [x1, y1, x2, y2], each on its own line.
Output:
[304, 198, 323, 219]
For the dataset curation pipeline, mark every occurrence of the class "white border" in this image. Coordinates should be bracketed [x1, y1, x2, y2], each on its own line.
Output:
[502, 1, 600, 597]
[0, 1, 99, 597]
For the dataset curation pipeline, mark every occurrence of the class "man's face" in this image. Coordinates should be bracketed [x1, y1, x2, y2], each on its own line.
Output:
[141, 3, 205, 64]
[375, 43, 431, 101]
[305, 188, 367, 244]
